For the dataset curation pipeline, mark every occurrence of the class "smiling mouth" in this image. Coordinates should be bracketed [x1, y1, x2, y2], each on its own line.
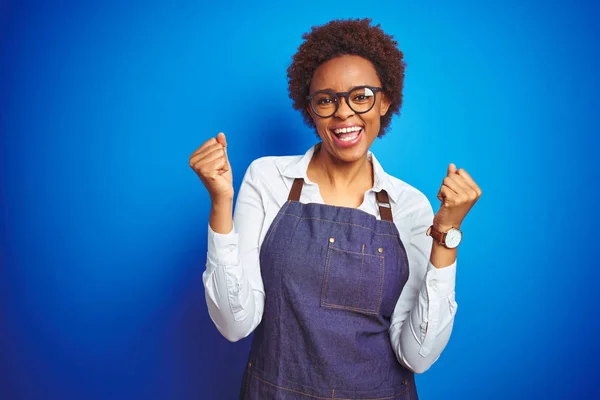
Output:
[332, 126, 363, 142]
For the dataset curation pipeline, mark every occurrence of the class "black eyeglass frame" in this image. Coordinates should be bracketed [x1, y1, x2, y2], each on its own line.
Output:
[306, 85, 383, 118]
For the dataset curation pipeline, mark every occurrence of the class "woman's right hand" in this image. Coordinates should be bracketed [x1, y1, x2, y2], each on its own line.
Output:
[189, 132, 233, 203]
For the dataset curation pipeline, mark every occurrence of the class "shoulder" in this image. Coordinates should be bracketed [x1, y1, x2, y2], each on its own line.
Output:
[245, 155, 303, 182]
[240, 155, 303, 207]
[385, 174, 434, 220]
[389, 175, 430, 204]
[247, 155, 303, 174]
[371, 151, 431, 215]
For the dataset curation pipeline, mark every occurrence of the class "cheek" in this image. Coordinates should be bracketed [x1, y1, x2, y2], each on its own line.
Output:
[365, 109, 382, 129]
[361, 111, 383, 138]
[314, 119, 330, 134]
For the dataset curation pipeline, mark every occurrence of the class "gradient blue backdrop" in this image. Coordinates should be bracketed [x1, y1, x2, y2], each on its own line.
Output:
[1, 1, 599, 399]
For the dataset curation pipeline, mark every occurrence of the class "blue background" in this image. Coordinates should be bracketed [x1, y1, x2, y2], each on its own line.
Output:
[1, 0, 599, 399]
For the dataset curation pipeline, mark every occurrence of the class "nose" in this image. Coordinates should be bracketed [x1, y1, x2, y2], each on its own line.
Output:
[334, 96, 354, 120]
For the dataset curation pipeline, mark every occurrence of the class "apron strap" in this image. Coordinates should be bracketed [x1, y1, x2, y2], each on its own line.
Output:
[288, 178, 304, 201]
[287, 177, 394, 222]
[375, 190, 394, 222]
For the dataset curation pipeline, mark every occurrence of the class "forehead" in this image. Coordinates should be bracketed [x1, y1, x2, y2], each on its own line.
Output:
[310, 55, 381, 92]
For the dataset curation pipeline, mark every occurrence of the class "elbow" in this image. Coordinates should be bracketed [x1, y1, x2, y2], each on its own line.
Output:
[410, 363, 431, 375]
[223, 333, 244, 343]
[398, 358, 429, 375]
[216, 318, 253, 343]
[206, 291, 263, 343]
[397, 350, 434, 375]
[401, 352, 442, 374]
[221, 328, 248, 343]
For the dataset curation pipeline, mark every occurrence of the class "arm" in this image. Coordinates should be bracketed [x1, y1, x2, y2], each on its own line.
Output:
[389, 199, 458, 373]
[390, 163, 482, 372]
[202, 162, 266, 342]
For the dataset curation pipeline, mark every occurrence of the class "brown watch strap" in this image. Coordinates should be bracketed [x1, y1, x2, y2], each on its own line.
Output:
[427, 225, 447, 245]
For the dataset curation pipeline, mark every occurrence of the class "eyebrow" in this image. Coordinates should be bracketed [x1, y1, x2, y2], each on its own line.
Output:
[310, 84, 375, 92]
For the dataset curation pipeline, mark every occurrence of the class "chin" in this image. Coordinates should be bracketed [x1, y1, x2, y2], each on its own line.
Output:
[334, 147, 368, 163]
[321, 135, 371, 164]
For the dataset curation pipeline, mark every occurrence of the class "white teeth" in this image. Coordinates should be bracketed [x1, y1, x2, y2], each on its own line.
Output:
[337, 130, 360, 141]
[333, 126, 362, 134]
[339, 134, 356, 141]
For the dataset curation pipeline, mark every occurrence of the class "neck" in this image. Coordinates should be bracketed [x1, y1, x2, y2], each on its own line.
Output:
[308, 144, 373, 191]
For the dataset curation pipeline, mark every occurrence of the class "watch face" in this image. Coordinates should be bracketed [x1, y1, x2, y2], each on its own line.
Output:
[445, 229, 462, 248]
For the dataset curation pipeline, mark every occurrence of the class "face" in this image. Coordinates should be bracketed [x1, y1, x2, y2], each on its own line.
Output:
[307, 55, 391, 164]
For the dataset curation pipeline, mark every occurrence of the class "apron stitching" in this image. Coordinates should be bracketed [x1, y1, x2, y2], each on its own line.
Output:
[329, 246, 386, 257]
[321, 243, 333, 307]
[278, 213, 399, 238]
[321, 245, 385, 314]
[250, 371, 408, 400]
[354, 245, 365, 311]
[248, 193, 412, 399]
[249, 372, 331, 400]
[320, 302, 380, 314]
[377, 255, 385, 314]
[264, 200, 292, 244]
[244, 363, 252, 400]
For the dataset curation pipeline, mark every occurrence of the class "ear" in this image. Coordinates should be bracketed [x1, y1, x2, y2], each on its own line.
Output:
[379, 93, 391, 116]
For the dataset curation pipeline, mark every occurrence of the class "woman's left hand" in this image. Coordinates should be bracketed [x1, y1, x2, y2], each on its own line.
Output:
[433, 164, 482, 232]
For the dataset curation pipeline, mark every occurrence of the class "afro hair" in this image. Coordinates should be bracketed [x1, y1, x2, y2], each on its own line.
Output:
[287, 18, 406, 137]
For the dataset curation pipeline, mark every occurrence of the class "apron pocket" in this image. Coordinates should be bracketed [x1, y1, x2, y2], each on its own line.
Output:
[321, 241, 384, 315]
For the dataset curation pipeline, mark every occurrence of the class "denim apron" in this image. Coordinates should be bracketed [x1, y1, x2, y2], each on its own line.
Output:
[240, 178, 417, 399]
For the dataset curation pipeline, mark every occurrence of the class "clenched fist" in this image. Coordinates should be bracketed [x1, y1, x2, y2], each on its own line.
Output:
[189, 132, 233, 202]
[433, 163, 482, 232]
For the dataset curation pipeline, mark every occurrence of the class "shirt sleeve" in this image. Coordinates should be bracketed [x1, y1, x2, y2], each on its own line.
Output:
[202, 162, 266, 342]
[389, 196, 458, 373]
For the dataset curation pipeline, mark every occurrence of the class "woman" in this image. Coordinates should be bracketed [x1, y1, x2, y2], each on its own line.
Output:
[190, 18, 481, 400]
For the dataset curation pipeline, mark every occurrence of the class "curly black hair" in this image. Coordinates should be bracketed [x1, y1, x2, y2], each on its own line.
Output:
[287, 18, 406, 137]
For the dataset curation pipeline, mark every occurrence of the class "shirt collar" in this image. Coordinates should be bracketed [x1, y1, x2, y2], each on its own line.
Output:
[281, 143, 399, 202]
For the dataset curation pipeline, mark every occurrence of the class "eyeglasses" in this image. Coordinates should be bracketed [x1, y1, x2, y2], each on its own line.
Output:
[306, 85, 383, 118]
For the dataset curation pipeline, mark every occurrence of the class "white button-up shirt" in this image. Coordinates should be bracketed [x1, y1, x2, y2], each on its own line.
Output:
[203, 144, 458, 374]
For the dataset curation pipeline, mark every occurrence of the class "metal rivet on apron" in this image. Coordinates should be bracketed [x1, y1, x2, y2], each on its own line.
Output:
[378, 247, 383, 253]
[329, 238, 335, 243]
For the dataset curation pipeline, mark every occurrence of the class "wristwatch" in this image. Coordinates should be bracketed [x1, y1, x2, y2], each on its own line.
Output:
[426, 225, 462, 249]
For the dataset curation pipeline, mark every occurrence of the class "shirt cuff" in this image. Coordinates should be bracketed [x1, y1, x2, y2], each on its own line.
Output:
[207, 223, 240, 266]
[425, 259, 457, 299]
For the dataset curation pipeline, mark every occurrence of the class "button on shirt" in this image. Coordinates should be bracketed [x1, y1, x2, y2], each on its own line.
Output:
[203, 145, 458, 374]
